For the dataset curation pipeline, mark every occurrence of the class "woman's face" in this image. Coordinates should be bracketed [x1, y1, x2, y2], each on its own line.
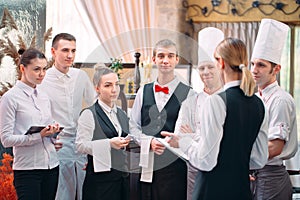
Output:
[20, 58, 48, 88]
[96, 73, 120, 107]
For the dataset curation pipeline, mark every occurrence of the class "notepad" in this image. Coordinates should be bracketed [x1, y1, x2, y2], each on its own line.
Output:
[156, 138, 189, 161]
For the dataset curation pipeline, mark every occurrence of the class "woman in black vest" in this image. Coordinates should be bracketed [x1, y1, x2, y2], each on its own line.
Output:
[75, 65, 130, 200]
[163, 38, 269, 200]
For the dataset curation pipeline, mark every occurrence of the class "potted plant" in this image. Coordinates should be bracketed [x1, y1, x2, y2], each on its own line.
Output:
[109, 58, 123, 79]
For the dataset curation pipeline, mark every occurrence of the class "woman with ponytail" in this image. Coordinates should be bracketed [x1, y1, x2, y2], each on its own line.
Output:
[163, 38, 269, 200]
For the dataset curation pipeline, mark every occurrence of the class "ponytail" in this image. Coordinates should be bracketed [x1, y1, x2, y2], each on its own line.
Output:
[239, 64, 256, 96]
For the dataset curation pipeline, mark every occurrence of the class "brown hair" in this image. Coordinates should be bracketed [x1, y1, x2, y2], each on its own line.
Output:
[153, 39, 178, 57]
[215, 38, 255, 96]
[52, 33, 76, 49]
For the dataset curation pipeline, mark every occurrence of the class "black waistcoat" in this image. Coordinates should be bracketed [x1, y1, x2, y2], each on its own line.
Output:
[141, 82, 190, 170]
[85, 101, 129, 181]
[194, 86, 265, 200]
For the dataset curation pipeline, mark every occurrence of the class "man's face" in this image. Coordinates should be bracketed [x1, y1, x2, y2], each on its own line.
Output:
[51, 39, 76, 74]
[198, 61, 222, 89]
[251, 58, 279, 89]
[152, 46, 179, 75]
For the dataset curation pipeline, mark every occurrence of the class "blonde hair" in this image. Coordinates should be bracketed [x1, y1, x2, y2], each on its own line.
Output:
[215, 38, 255, 96]
[93, 63, 115, 86]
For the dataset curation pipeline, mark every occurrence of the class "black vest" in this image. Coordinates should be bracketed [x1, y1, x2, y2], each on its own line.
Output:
[141, 82, 190, 170]
[84, 101, 129, 180]
[195, 86, 265, 200]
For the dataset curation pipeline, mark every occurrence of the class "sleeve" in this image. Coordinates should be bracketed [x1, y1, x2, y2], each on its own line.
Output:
[174, 93, 197, 136]
[179, 95, 226, 171]
[249, 109, 269, 169]
[129, 86, 146, 144]
[268, 95, 298, 160]
[82, 71, 97, 106]
[0, 95, 42, 148]
[268, 98, 293, 141]
[76, 109, 95, 155]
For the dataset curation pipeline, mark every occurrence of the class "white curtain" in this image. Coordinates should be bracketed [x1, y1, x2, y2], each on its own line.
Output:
[194, 22, 260, 65]
[46, 0, 157, 63]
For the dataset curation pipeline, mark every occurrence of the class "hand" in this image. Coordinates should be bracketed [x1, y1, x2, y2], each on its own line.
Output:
[150, 138, 165, 155]
[161, 131, 179, 148]
[110, 137, 130, 150]
[249, 174, 256, 181]
[40, 123, 61, 138]
[53, 135, 63, 151]
[180, 124, 193, 134]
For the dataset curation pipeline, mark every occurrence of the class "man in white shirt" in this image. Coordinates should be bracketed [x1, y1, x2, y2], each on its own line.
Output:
[129, 39, 195, 200]
[174, 27, 224, 200]
[39, 33, 96, 200]
[250, 18, 298, 200]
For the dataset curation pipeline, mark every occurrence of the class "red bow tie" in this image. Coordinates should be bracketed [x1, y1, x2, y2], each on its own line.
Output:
[155, 84, 169, 94]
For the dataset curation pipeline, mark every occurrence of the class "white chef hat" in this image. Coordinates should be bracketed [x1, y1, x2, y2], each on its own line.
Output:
[251, 18, 290, 65]
[198, 27, 224, 65]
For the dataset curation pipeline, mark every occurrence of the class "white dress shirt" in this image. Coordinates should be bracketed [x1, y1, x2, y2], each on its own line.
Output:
[76, 100, 122, 172]
[129, 77, 195, 142]
[0, 81, 58, 170]
[39, 66, 96, 137]
[76, 100, 122, 155]
[129, 77, 195, 182]
[259, 81, 298, 166]
[179, 81, 269, 171]
[174, 88, 223, 141]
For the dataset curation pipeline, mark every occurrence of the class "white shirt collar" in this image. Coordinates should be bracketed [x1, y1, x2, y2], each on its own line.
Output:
[52, 65, 71, 79]
[97, 99, 117, 114]
[223, 80, 241, 91]
[16, 80, 38, 97]
[154, 76, 180, 95]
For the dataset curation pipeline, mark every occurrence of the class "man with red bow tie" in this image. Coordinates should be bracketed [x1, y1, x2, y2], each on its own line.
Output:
[130, 39, 195, 200]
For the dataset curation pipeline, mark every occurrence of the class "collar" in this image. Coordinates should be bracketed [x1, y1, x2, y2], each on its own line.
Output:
[260, 81, 278, 97]
[97, 99, 117, 115]
[16, 80, 38, 97]
[52, 65, 71, 79]
[154, 76, 180, 94]
[223, 80, 241, 91]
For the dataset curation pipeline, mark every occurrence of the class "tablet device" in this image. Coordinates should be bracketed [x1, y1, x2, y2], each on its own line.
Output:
[25, 126, 64, 135]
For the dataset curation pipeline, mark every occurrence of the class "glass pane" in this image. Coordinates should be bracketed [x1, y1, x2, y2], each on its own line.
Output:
[0, 0, 46, 85]
[293, 26, 300, 140]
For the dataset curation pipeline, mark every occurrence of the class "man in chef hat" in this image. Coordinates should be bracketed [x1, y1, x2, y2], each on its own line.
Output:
[250, 18, 298, 200]
[173, 27, 224, 200]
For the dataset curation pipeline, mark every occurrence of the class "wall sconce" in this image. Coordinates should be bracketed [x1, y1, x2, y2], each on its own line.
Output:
[275, 2, 285, 10]
[231, 8, 237, 15]
[211, 0, 221, 7]
[252, 1, 260, 8]
[202, 7, 208, 15]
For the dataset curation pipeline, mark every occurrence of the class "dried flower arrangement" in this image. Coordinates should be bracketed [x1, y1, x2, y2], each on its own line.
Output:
[0, 153, 17, 200]
[0, 8, 53, 96]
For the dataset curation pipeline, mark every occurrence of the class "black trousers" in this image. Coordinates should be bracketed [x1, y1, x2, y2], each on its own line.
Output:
[140, 159, 187, 200]
[82, 171, 129, 200]
[13, 166, 59, 200]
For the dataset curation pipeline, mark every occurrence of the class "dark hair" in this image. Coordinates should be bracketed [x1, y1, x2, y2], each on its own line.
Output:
[52, 33, 76, 48]
[153, 39, 178, 57]
[19, 48, 46, 67]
